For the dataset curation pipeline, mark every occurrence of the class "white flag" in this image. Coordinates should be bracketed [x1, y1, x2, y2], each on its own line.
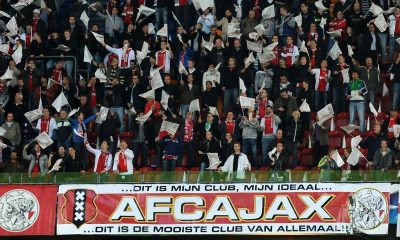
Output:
[80, 10, 89, 29]
[209, 106, 219, 117]
[0, 44, 9, 55]
[327, 30, 342, 38]
[351, 135, 363, 148]
[239, 96, 255, 109]
[136, 110, 152, 122]
[160, 120, 180, 135]
[341, 125, 357, 134]
[171, 10, 182, 27]
[0, 67, 13, 80]
[300, 41, 308, 54]
[378, 100, 382, 113]
[24, 109, 42, 122]
[0, 10, 11, 18]
[6, 17, 18, 35]
[262, 5, 275, 19]
[178, 61, 188, 75]
[35, 132, 53, 149]
[47, 159, 63, 173]
[136, 5, 156, 23]
[320, 17, 327, 30]
[55, 44, 71, 51]
[315, 0, 328, 11]
[95, 69, 108, 83]
[11, 1, 29, 11]
[308, 134, 312, 148]
[263, 42, 278, 53]
[189, 99, 200, 112]
[254, 24, 265, 35]
[202, 37, 214, 51]
[367, 116, 370, 131]
[95, 106, 109, 123]
[150, 71, 164, 90]
[342, 135, 346, 149]
[258, 52, 275, 63]
[294, 14, 302, 27]
[347, 45, 354, 56]
[68, 108, 80, 118]
[206, 153, 221, 170]
[394, 124, 400, 138]
[299, 99, 311, 112]
[317, 104, 334, 125]
[157, 24, 168, 37]
[347, 148, 361, 166]
[374, 14, 388, 32]
[330, 117, 335, 131]
[369, 102, 378, 117]
[228, 23, 241, 38]
[148, 23, 155, 34]
[246, 40, 262, 53]
[161, 90, 170, 110]
[52, 92, 69, 112]
[47, 78, 61, 89]
[244, 52, 255, 69]
[91, 31, 105, 44]
[369, 3, 384, 16]
[83, 45, 93, 63]
[382, 83, 389, 96]
[215, 62, 222, 71]
[341, 68, 350, 83]
[239, 77, 247, 93]
[139, 89, 155, 99]
[12, 46, 22, 65]
[329, 41, 342, 60]
[333, 150, 345, 167]
[0, 127, 6, 137]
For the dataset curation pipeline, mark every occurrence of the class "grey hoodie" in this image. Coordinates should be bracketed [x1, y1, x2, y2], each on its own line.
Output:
[239, 117, 261, 139]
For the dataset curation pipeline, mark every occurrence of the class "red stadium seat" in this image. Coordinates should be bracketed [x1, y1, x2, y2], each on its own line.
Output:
[175, 167, 188, 172]
[328, 130, 343, 148]
[258, 166, 269, 171]
[121, 131, 134, 138]
[335, 113, 350, 129]
[381, 96, 392, 113]
[299, 148, 314, 168]
[139, 167, 153, 172]
[190, 167, 200, 171]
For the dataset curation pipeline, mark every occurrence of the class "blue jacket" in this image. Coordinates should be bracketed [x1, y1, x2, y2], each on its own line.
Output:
[159, 136, 182, 158]
[71, 114, 96, 143]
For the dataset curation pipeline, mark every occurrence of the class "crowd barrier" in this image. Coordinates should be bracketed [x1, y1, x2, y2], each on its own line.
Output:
[0, 171, 399, 236]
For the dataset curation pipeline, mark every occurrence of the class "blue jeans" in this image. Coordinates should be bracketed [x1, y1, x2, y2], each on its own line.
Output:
[389, 36, 398, 63]
[133, 142, 147, 168]
[110, 106, 125, 132]
[223, 88, 239, 113]
[64, 60, 73, 79]
[349, 101, 366, 132]
[365, 90, 376, 112]
[333, 86, 346, 113]
[286, 142, 299, 168]
[393, 82, 400, 111]
[155, 7, 168, 31]
[261, 137, 273, 167]
[180, 104, 189, 118]
[242, 138, 257, 167]
[378, 32, 387, 62]
[315, 91, 327, 111]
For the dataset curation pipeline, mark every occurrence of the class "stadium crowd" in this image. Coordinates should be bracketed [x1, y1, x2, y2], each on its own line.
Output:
[0, 0, 400, 180]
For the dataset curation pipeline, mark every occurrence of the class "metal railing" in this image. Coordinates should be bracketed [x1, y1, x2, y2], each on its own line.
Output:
[1, 170, 399, 184]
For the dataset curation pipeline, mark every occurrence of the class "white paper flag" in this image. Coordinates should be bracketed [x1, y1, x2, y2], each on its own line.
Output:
[347, 45, 354, 56]
[382, 83, 389, 96]
[52, 92, 69, 112]
[369, 3, 384, 16]
[83, 45, 93, 63]
[47, 159, 63, 173]
[6, 17, 18, 36]
[254, 24, 265, 35]
[12, 46, 22, 65]
[317, 104, 334, 125]
[367, 116, 370, 131]
[178, 61, 188, 75]
[157, 24, 168, 37]
[347, 148, 361, 166]
[299, 99, 311, 112]
[199, 0, 214, 11]
[148, 23, 155, 34]
[91, 31, 105, 45]
[329, 41, 342, 61]
[342, 135, 346, 149]
[327, 30, 342, 38]
[136, 5, 156, 23]
[68, 108, 79, 118]
[341, 68, 350, 83]
[308, 134, 312, 148]
[95, 69, 108, 83]
[0, 44, 9, 55]
[294, 14, 302, 27]
[374, 14, 388, 32]
[24, 109, 42, 122]
[369, 102, 378, 117]
[55, 44, 71, 51]
[171, 10, 182, 27]
[189, 99, 200, 112]
[378, 100, 382, 113]
[262, 5, 275, 19]
[206, 153, 221, 170]
[263, 42, 278, 53]
[351, 135, 363, 148]
[136, 110, 153, 122]
[341, 125, 357, 134]
[139, 89, 155, 99]
[300, 41, 308, 55]
[161, 90, 170, 110]
[0, 10, 11, 18]
[0, 67, 13, 80]
[394, 124, 400, 138]
[47, 78, 61, 89]
[246, 40, 262, 53]
[80, 10, 89, 29]
[35, 132, 53, 149]
[239, 96, 255, 109]
[315, 0, 329, 11]
[227, 23, 241, 38]
[239, 77, 247, 93]
[0, 127, 6, 137]
[95, 106, 109, 123]
[330, 118, 335, 131]
[268, 147, 277, 160]
[320, 17, 327, 30]
[202, 37, 214, 51]
[150, 71, 164, 90]
[333, 150, 345, 167]
[160, 120, 180, 135]
[209, 106, 219, 117]
[244, 52, 255, 69]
